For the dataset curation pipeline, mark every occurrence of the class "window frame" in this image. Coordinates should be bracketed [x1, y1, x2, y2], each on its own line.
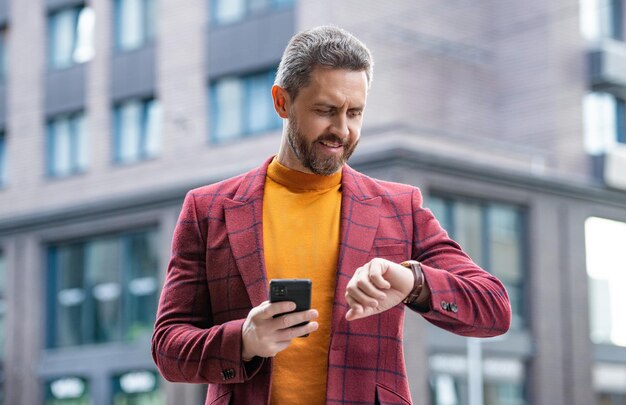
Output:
[47, 4, 93, 70]
[113, 0, 156, 53]
[46, 112, 88, 179]
[209, 68, 281, 143]
[427, 193, 529, 330]
[0, 131, 6, 186]
[46, 228, 160, 349]
[210, 0, 295, 26]
[112, 96, 161, 164]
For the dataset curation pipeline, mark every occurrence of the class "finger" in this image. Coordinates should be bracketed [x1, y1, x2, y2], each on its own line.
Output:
[354, 267, 387, 302]
[367, 260, 392, 290]
[349, 278, 384, 307]
[276, 321, 319, 341]
[262, 301, 297, 319]
[344, 293, 365, 318]
[368, 269, 391, 290]
[274, 309, 318, 330]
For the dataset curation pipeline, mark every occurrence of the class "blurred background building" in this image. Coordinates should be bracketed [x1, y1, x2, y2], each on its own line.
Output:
[0, 0, 625, 404]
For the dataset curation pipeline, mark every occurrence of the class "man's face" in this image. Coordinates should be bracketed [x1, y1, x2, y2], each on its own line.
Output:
[278, 68, 368, 175]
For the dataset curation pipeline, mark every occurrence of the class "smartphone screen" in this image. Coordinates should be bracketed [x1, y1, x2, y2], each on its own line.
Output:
[269, 279, 312, 331]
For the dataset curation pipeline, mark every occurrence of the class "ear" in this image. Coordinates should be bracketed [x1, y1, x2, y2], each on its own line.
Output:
[272, 85, 290, 119]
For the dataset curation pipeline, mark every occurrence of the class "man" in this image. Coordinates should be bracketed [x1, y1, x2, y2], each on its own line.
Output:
[152, 26, 511, 404]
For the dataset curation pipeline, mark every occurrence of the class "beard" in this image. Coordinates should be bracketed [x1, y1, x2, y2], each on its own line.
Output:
[286, 114, 359, 176]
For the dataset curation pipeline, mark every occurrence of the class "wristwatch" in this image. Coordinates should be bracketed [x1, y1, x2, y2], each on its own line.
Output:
[400, 260, 424, 304]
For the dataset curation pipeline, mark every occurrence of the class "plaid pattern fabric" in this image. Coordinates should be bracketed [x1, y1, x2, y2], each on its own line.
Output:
[152, 156, 511, 405]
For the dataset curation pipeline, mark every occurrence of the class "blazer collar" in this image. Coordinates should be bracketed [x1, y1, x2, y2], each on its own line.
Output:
[224, 157, 382, 313]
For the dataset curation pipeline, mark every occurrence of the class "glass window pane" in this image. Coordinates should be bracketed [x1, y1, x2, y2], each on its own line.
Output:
[212, 78, 243, 141]
[49, 229, 159, 348]
[87, 238, 122, 343]
[488, 204, 522, 284]
[144, 0, 156, 42]
[453, 201, 484, 267]
[247, 72, 274, 133]
[617, 98, 625, 144]
[56, 244, 86, 347]
[116, 100, 142, 163]
[113, 370, 164, 405]
[583, 92, 618, 155]
[585, 217, 626, 346]
[0, 132, 6, 185]
[124, 231, 159, 341]
[0, 252, 5, 360]
[214, 0, 245, 24]
[428, 196, 449, 231]
[143, 99, 161, 158]
[118, 0, 145, 51]
[0, 28, 7, 81]
[50, 8, 77, 69]
[45, 377, 90, 405]
[50, 118, 72, 177]
[249, 0, 269, 13]
[73, 114, 89, 171]
[73, 6, 95, 63]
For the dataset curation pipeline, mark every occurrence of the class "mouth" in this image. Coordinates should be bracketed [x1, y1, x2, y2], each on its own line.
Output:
[317, 137, 346, 151]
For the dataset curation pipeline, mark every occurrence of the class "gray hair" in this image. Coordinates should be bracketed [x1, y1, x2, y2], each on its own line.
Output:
[275, 25, 374, 100]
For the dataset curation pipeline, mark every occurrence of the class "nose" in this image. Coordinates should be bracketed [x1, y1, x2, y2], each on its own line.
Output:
[329, 114, 350, 138]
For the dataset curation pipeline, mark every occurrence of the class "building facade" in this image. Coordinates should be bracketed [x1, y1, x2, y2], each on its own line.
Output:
[0, 0, 625, 404]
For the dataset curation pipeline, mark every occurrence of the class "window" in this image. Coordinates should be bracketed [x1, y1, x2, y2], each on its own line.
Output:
[429, 196, 526, 329]
[113, 98, 161, 164]
[594, 363, 626, 404]
[0, 132, 6, 186]
[429, 354, 527, 405]
[48, 5, 95, 69]
[585, 217, 626, 347]
[210, 69, 281, 142]
[47, 229, 160, 348]
[113, 370, 163, 405]
[45, 377, 90, 405]
[0, 27, 7, 82]
[212, 0, 295, 25]
[47, 113, 88, 178]
[580, 0, 624, 41]
[584, 93, 626, 155]
[0, 252, 4, 405]
[0, 252, 5, 359]
[114, 0, 156, 52]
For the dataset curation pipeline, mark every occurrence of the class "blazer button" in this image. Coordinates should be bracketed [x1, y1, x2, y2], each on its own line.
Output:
[221, 368, 235, 380]
[449, 303, 458, 313]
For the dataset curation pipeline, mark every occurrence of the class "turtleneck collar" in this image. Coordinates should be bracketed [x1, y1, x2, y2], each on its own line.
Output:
[267, 157, 342, 191]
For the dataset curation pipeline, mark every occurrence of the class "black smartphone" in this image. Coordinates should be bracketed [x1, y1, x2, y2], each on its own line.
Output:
[269, 279, 312, 333]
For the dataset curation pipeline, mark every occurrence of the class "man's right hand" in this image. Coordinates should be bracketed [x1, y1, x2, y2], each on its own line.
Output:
[241, 300, 319, 361]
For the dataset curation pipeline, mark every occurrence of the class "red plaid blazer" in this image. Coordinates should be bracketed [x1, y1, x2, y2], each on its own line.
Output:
[152, 157, 511, 405]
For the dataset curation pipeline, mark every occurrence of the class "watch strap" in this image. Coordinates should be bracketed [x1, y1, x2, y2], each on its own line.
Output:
[400, 260, 424, 305]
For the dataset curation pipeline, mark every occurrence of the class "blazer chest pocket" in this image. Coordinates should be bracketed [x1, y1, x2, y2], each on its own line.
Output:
[371, 243, 408, 261]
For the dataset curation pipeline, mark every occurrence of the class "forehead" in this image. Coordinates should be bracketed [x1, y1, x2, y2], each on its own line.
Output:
[297, 67, 368, 105]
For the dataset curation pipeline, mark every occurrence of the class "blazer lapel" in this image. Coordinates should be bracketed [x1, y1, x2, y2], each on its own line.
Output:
[331, 165, 381, 330]
[224, 158, 272, 307]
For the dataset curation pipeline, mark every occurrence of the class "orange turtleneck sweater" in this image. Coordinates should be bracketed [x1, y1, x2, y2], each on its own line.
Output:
[263, 158, 342, 405]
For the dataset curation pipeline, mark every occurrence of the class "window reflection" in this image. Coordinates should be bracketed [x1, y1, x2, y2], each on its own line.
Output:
[113, 98, 161, 164]
[48, 229, 159, 348]
[210, 69, 281, 142]
[429, 196, 526, 329]
[48, 6, 94, 69]
[585, 217, 626, 347]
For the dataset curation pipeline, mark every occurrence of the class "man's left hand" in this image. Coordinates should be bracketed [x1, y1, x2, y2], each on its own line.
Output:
[344, 258, 414, 321]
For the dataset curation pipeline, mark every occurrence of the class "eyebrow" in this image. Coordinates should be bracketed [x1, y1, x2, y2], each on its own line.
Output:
[312, 102, 365, 110]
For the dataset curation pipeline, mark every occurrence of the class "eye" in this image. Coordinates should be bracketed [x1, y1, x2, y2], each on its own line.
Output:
[348, 110, 363, 118]
[315, 109, 332, 116]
